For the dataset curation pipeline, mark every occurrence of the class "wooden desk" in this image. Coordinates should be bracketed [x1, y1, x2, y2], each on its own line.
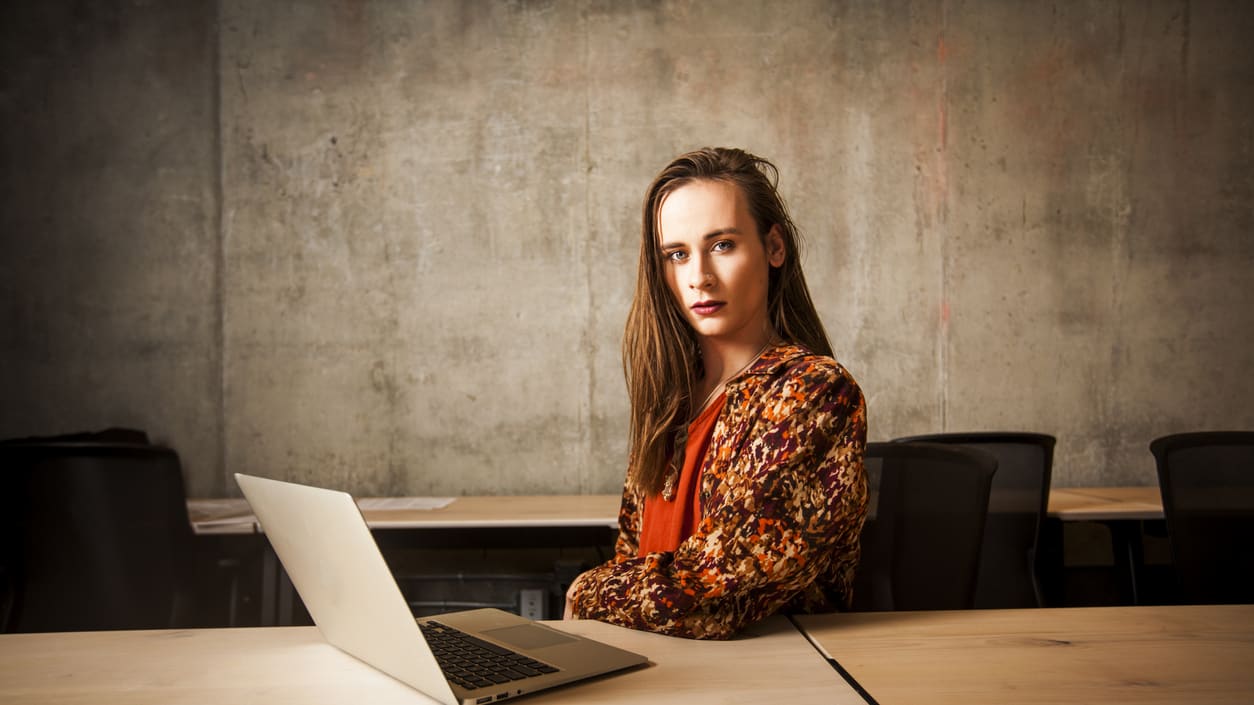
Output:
[360, 494, 621, 530]
[187, 495, 624, 626]
[187, 497, 258, 534]
[0, 616, 863, 704]
[187, 487, 1166, 621]
[1046, 486, 1163, 521]
[795, 604, 1254, 705]
[1043, 486, 1165, 604]
[188, 486, 1163, 535]
[187, 494, 623, 535]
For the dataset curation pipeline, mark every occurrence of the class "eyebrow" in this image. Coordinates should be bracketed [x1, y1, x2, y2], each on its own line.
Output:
[659, 227, 743, 251]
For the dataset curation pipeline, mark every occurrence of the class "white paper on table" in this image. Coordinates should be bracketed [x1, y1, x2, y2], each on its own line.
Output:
[356, 497, 455, 511]
[195, 516, 256, 527]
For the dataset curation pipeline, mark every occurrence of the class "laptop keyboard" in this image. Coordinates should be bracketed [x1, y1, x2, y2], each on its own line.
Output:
[419, 620, 560, 692]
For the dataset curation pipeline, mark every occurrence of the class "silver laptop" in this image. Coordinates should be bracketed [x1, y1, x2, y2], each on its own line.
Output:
[235, 473, 647, 705]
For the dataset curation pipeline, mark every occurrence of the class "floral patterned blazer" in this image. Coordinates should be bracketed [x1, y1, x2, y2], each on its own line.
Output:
[567, 343, 868, 639]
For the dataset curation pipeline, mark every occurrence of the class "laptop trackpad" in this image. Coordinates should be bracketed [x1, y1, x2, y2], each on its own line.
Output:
[483, 624, 578, 650]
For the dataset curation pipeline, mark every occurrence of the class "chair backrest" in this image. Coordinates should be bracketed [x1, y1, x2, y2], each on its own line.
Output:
[855, 442, 997, 611]
[892, 432, 1055, 608]
[1149, 431, 1254, 605]
[0, 442, 194, 632]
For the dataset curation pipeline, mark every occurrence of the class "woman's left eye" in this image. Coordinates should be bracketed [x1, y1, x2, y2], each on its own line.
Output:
[712, 240, 734, 253]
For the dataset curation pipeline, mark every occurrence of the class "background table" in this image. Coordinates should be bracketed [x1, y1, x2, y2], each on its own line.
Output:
[189, 486, 1164, 534]
[1046, 486, 1163, 520]
[1043, 486, 1165, 604]
[187, 487, 1169, 623]
[187, 495, 624, 626]
[795, 604, 1254, 705]
[187, 494, 623, 534]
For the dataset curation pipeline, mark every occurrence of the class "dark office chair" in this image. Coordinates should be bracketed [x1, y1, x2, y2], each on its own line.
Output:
[1149, 432, 1254, 605]
[0, 442, 197, 632]
[892, 432, 1055, 608]
[853, 442, 998, 611]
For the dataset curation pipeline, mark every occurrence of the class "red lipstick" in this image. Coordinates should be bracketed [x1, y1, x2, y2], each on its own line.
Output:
[691, 300, 725, 316]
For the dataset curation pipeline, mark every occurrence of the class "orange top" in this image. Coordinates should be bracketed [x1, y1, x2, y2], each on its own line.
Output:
[638, 393, 727, 555]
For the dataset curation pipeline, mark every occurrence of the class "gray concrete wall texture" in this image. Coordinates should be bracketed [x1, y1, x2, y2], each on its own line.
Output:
[3, 1, 1252, 498]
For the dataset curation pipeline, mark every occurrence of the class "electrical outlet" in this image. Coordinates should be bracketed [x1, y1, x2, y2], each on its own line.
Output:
[518, 588, 546, 620]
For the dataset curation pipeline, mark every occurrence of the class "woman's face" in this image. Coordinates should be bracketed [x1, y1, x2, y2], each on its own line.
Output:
[657, 179, 785, 345]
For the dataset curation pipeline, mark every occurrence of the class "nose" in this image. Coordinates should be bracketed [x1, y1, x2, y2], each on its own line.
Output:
[687, 256, 714, 290]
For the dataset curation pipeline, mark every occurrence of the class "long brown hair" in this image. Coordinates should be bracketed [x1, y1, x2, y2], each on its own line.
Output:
[622, 147, 833, 495]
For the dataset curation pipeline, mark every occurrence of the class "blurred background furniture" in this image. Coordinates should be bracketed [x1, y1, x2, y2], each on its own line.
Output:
[893, 432, 1055, 608]
[1150, 431, 1254, 605]
[0, 440, 199, 632]
[853, 442, 998, 611]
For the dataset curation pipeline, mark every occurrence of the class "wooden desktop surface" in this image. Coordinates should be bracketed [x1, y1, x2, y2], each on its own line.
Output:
[188, 494, 623, 535]
[360, 494, 621, 530]
[189, 485, 1164, 535]
[1045, 486, 1163, 520]
[795, 604, 1254, 705]
[0, 616, 861, 705]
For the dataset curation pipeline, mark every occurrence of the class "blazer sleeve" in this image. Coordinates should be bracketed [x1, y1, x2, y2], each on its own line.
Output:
[566, 361, 867, 639]
[610, 476, 642, 561]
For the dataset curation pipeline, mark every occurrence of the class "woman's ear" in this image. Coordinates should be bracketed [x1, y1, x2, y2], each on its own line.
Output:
[766, 225, 787, 268]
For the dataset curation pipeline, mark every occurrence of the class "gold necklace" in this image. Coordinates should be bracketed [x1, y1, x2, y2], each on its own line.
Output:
[663, 339, 775, 500]
[689, 339, 774, 421]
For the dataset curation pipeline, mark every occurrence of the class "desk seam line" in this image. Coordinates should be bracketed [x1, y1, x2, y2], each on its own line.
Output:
[787, 614, 879, 705]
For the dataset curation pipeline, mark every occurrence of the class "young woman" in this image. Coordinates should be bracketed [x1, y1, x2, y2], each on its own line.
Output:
[564, 148, 868, 640]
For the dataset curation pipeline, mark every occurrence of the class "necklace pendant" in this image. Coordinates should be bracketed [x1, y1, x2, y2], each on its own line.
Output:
[663, 425, 686, 501]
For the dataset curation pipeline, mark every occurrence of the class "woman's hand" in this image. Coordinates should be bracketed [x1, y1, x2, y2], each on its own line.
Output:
[562, 577, 581, 619]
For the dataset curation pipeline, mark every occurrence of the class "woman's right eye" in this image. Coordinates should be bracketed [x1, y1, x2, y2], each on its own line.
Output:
[666, 250, 688, 262]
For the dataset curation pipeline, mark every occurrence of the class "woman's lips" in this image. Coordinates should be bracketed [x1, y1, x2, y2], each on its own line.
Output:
[691, 301, 725, 316]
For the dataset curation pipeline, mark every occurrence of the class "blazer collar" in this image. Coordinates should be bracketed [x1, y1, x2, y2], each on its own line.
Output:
[726, 341, 814, 390]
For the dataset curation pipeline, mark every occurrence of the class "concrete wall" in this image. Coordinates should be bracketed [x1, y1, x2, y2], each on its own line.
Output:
[3, 0, 1252, 497]
[1, 2, 223, 493]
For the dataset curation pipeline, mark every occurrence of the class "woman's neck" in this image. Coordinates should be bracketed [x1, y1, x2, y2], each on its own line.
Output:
[695, 331, 778, 404]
